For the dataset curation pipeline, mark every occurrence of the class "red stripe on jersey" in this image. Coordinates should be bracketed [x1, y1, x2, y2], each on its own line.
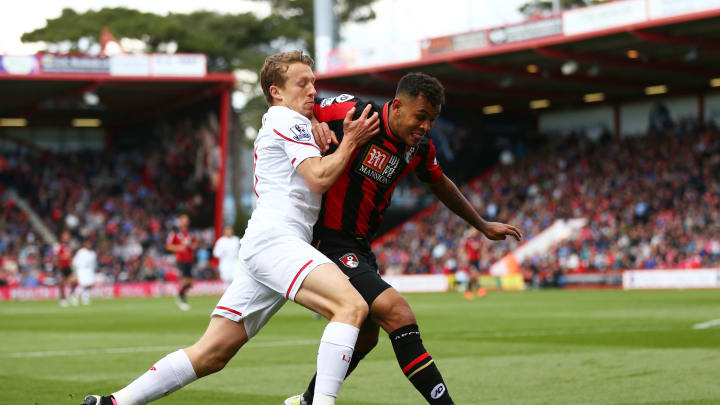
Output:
[273, 129, 320, 152]
[322, 149, 357, 230]
[402, 352, 431, 374]
[253, 146, 259, 197]
[216, 306, 242, 317]
[314, 100, 357, 122]
[286, 259, 314, 299]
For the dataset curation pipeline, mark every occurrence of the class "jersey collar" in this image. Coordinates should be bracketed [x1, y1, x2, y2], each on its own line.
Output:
[383, 101, 402, 144]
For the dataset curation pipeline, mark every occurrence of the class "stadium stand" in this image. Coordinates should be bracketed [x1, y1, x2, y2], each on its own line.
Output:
[0, 113, 222, 287]
[374, 118, 720, 286]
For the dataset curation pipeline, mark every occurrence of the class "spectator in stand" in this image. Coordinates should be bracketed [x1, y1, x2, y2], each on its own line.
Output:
[373, 120, 720, 281]
[166, 214, 197, 311]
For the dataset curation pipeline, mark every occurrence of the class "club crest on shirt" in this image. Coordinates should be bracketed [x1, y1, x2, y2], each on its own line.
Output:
[340, 253, 359, 268]
[404, 146, 417, 164]
[290, 123, 311, 142]
[357, 144, 400, 185]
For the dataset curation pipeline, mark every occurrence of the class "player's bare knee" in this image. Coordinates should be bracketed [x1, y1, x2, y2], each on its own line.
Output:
[336, 294, 368, 327]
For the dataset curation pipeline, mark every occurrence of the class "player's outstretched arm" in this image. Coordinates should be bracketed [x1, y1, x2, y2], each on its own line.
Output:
[428, 174, 522, 241]
[297, 104, 379, 193]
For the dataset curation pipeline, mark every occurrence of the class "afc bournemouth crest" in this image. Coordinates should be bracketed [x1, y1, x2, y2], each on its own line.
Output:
[340, 253, 359, 268]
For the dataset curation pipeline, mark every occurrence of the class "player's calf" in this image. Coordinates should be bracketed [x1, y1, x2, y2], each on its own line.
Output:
[371, 291, 454, 404]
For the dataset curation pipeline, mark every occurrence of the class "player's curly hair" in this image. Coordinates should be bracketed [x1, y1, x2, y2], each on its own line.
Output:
[260, 50, 314, 106]
[396, 72, 445, 107]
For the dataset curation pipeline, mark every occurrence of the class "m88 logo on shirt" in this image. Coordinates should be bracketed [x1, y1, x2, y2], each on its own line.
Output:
[363, 145, 390, 173]
[357, 144, 400, 185]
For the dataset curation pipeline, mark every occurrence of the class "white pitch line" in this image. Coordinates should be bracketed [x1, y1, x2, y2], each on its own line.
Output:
[692, 318, 720, 330]
[0, 339, 319, 359]
[460, 326, 676, 339]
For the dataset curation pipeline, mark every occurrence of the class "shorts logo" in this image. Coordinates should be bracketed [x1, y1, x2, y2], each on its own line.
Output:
[340, 253, 359, 268]
[430, 383, 446, 399]
[357, 145, 400, 185]
[290, 123, 311, 142]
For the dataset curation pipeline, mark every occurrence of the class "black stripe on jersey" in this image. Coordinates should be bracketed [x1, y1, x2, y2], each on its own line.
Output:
[340, 160, 369, 235]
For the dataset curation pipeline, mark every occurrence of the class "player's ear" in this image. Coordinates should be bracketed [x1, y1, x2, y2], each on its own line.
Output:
[391, 98, 402, 112]
[269, 85, 282, 103]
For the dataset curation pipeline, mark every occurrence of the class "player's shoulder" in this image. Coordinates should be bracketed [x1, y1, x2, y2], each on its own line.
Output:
[315, 94, 380, 123]
[317, 93, 356, 106]
[262, 106, 313, 141]
[265, 106, 309, 123]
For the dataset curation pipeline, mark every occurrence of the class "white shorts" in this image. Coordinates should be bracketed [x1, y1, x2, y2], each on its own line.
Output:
[76, 268, 95, 287]
[211, 228, 332, 338]
[218, 260, 238, 282]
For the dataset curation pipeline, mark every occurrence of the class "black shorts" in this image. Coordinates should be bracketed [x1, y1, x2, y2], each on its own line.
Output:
[57, 266, 72, 279]
[318, 238, 391, 306]
[178, 262, 193, 278]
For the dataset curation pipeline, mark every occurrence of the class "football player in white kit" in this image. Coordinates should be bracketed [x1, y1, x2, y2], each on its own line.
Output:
[82, 50, 380, 405]
[213, 225, 241, 283]
[70, 239, 97, 306]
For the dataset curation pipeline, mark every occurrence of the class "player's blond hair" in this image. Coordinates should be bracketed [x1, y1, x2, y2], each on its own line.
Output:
[260, 50, 314, 106]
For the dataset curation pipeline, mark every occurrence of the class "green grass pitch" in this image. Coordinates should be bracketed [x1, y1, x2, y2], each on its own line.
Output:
[1, 289, 719, 404]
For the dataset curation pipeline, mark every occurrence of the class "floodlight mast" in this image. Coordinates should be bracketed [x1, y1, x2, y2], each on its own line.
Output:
[313, 0, 336, 73]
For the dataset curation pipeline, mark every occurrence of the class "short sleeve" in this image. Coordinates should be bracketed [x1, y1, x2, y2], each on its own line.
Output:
[270, 113, 322, 169]
[415, 139, 444, 183]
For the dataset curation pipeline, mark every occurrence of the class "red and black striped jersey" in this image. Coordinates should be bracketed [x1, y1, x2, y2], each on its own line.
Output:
[313, 94, 444, 242]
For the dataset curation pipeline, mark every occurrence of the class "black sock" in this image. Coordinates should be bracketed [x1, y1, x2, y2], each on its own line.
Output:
[389, 324, 453, 404]
[179, 285, 190, 302]
[302, 350, 368, 404]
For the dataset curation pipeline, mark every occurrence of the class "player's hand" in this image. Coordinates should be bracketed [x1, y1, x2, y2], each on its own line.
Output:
[342, 104, 380, 147]
[480, 222, 522, 241]
[312, 121, 338, 153]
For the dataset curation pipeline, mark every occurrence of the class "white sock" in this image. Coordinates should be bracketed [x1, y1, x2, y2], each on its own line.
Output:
[82, 288, 91, 303]
[314, 322, 359, 403]
[112, 349, 197, 405]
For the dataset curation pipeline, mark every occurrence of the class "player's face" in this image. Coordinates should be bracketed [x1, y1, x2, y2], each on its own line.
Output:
[272, 62, 317, 118]
[179, 215, 189, 229]
[224, 226, 233, 237]
[390, 93, 440, 146]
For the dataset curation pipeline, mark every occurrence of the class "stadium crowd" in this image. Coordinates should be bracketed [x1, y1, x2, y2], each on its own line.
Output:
[374, 119, 720, 282]
[3, 112, 719, 289]
[0, 114, 220, 288]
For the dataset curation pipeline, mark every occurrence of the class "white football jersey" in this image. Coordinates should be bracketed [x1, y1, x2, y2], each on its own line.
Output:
[213, 235, 241, 264]
[72, 247, 97, 286]
[245, 106, 322, 242]
[72, 247, 97, 272]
